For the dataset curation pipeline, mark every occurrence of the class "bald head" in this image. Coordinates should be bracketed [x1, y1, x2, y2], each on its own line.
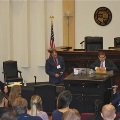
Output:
[101, 104, 116, 120]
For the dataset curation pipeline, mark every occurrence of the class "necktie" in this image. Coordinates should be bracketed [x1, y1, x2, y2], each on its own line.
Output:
[100, 62, 103, 67]
[54, 58, 58, 65]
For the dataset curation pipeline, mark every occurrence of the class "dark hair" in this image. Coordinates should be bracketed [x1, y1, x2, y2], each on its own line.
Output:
[57, 90, 72, 109]
[98, 51, 106, 57]
[1, 112, 17, 120]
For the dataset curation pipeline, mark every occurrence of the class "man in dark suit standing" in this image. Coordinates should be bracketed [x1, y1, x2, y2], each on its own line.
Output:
[90, 51, 118, 72]
[45, 48, 65, 84]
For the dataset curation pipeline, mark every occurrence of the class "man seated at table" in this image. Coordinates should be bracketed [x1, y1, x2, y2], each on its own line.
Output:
[90, 51, 118, 73]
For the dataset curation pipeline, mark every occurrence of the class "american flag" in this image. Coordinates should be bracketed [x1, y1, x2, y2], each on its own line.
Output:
[49, 21, 55, 48]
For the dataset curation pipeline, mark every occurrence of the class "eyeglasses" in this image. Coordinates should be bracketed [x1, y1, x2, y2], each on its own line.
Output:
[98, 56, 106, 58]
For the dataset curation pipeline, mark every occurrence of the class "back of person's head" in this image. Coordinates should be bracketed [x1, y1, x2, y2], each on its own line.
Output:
[30, 95, 42, 111]
[0, 91, 4, 104]
[0, 111, 17, 120]
[30, 95, 42, 116]
[101, 104, 116, 120]
[57, 90, 72, 109]
[62, 109, 81, 120]
[8, 85, 21, 106]
[12, 97, 28, 115]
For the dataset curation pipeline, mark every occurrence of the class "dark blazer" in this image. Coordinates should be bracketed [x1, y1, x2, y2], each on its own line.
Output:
[17, 113, 42, 120]
[90, 59, 118, 72]
[111, 93, 120, 113]
[45, 55, 65, 84]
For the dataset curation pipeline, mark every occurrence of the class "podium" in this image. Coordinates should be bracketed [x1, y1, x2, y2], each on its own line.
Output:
[64, 70, 114, 113]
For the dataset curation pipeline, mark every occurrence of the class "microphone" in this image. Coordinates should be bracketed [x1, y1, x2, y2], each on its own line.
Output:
[87, 59, 89, 68]
[80, 41, 85, 44]
[87, 57, 92, 67]
[34, 76, 37, 85]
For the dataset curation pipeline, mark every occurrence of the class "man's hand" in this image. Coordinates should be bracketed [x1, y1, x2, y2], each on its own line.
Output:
[96, 67, 106, 71]
[99, 67, 105, 70]
[112, 85, 118, 94]
[55, 73, 60, 77]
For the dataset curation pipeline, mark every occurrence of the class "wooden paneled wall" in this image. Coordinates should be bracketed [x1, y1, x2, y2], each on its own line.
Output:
[62, 0, 75, 49]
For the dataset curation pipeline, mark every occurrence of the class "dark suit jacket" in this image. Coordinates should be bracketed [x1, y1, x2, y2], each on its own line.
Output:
[90, 59, 118, 72]
[45, 55, 65, 84]
[111, 93, 120, 113]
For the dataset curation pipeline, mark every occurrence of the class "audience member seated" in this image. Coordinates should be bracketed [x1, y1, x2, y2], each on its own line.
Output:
[51, 90, 72, 120]
[101, 104, 116, 120]
[27, 94, 48, 120]
[0, 91, 12, 117]
[8, 85, 21, 107]
[0, 111, 17, 120]
[62, 108, 81, 120]
[12, 97, 43, 120]
[111, 85, 120, 113]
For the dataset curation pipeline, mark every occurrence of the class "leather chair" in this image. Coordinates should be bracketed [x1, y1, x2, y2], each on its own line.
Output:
[114, 37, 120, 48]
[2, 60, 23, 84]
[85, 36, 103, 51]
[34, 84, 56, 113]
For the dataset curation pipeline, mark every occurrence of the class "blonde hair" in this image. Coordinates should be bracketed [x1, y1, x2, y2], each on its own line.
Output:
[30, 95, 42, 116]
[101, 104, 116, 120]
[12, 97, 28, 114]
[8, 85, 21, 106]
[62, 109, 81, 120]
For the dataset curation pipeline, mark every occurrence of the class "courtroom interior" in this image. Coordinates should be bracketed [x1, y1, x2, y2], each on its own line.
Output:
[0, 0, 120, 120]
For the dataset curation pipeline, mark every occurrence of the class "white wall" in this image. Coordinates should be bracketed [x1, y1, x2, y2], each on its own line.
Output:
[75, 0, 120, 49]
[0, 0, 63, 83]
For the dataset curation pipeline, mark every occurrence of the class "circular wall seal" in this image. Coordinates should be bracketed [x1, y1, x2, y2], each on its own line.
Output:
[94, 7, 112, 26]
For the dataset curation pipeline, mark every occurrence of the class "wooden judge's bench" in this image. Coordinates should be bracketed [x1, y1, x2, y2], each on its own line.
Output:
[56, 47, 120, 86]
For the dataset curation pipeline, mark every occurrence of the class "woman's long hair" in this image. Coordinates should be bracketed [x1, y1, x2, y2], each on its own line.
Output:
[57, 90, 72, 109]
[8, 85, 21, 106]
[30, 95, 42, 116]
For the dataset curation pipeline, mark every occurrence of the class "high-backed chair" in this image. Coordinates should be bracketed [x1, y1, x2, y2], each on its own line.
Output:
[34, 84, 56, 113]
[2, 60, 23, 84]
[85, 36, 103, 51]
[114, 37, 120, 48]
